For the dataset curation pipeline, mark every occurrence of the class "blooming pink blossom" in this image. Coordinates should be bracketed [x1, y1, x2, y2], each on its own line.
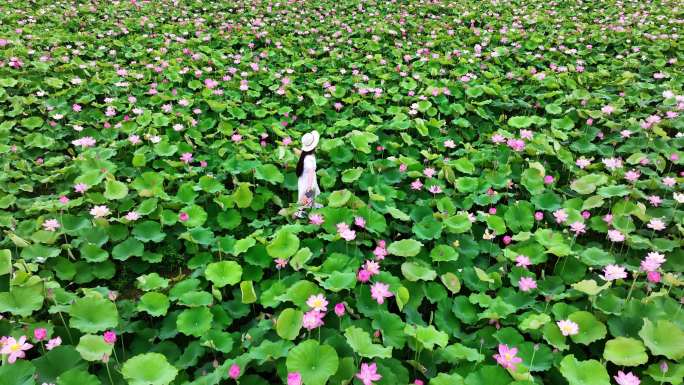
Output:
[275, 258, 288, 269]
[518, 277, 537, 292]
[569, 221, 586, 235]
[410, 179, 423, 190]
[309, 214, 324, 225]
[358, 269, 371, 283]
[647, 218, 666, 231]
[553, 209, 568, 223]
[90, 205, 111, 219]
[608, 230, 625, 242]
[180, 152, 193, 163]
[302, 310, 325, 330]
[370, 282, 393, 304]
[74, 183, 89, 193]
[534, 211, 544, 221]
[576, 158, 591, 169]
[179, 212, 189, 222]
[306, 294, 328, 312]
[125, 211, 140, 221]
[46, 337, 61, 350]
[355, 216, 366, 228]
[493, 344, 522, 371]
[557, 320, 579, 336]
[601, 265, 627, 281]
[614, 371, 640, 385]
[356, 362, 382, 385]
[42, 219, 60, 232]
[0, 336, 32, 363]
[515, 255, 532, 269]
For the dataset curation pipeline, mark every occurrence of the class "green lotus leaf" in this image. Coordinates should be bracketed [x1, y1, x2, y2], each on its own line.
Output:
[56, 368, 100, 385]
[68, 296, 118, 333]
[76, 334, 113, 361]
[443, 214, 472, 233]
[136, 273, 169, 291]
[401, 261, 437, 281]
[276, 308, 303, 340]
[104, 179, 128, 200]
[508, 116, 534, 128]
[286, 340, 339, 385]
[240, 280, 257, 304]
[328, 189, 352, 207]
[430, 245, 458, 262]
[440, 272, 461, 294]
[177, 307, 213, 337]
[132, 221, 166, 243]
[568, 311, 607, 345]
[321, 271, 357, 292]
[0, 282, 44, 317]
[430, 373, 465, 385]
[559, 355, 610, 385]
[255, 164, 284, 184]
[440, 344, 484, 363]
[233, 183, 253, 208]
[404, 324, 448, 350]
[180, 204, 207, 227]
[121, 353, 178, 385]
[570, 174, 608, 195]
[112, 238, 144, 261]
[0, 360, 35, 385]
[387, 239, 422, 257]
[639, 319, 684, 360]
[138, 292, 170, 317]
[603, 337, 648, 366]
[266, 229, 300, 259]
[205, 261, 242, 287]
[345, 326, 392, 358]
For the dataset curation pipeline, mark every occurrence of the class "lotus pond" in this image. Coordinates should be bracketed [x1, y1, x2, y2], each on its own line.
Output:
[0, 0, 683, 385]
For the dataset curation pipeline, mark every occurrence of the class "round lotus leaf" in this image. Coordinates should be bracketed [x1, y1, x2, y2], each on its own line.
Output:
[121, 353, 178, 385]
[76, 334, 113, 361]
[68, 296, 118, 333]
[603, 337, 648, 366]
[286, 340, 339, 385]
[204, 261, 242, 288]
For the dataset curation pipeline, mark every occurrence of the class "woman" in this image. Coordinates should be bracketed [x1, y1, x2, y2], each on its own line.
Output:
[295, 130, 321, 214]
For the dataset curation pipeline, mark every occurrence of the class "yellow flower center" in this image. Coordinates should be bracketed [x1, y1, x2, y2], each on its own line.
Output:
[504, 353, 512, 361]
[10, 343, 20, 352]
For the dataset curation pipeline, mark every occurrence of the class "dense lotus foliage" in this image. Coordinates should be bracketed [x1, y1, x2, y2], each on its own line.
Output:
[1, 0, 684, 384]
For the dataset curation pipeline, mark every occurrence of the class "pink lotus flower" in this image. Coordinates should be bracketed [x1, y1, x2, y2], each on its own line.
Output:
[302, 310, 325, 330]
[569, 221, 586, 235]
[553, 209, 568, 223]
[428, 185, 442, 194]
[364, 260, 380, 276]
[356, 362, 382, 385]
[306, 294, 328, 312]
[179, 212, 189, 222]
[493, 344, 522, 371]
[180, 152, 193, 163]
[42, 219, 60, 232]
[357, 269, 371, 283]
[601, 105, 614, 115]
[125, 211, 140, 221]
[46, 336, 61, 350]
[228, 364, 241, 379]
[308, 213, 324, 225]
[59, 195, 70, 204]
[515, 255, 532, 269]
[334, 303, 346, 317]
[74, 183, 89, 193]
[275, 258, 288, 269]
[601, 264, 627, 281]
[608, 230, 625, 242]
[410, 179, 423, 190]
[647, 271, 661, 283]
[556, 319, 579, 336]
[90, 205, 111, 219]
[534, 211, 544, 221]
[103, 331, 117, 344]
[543, 175, 554, 184]
[399, 164, 407, 172]
[354, 216, 366, 228]
[576, 158, 591, 169]
[640, 252, 666, 272]
[34, 328, 47, 341]
[423, 168, 436, 178]
[370, 282, 393, 304]
[287, 372, 302, 385]
[614, 371, 640, 385]
[647, 218, 666, 231]
[0, 336, 32, 363]
[518, 277, 537, 292]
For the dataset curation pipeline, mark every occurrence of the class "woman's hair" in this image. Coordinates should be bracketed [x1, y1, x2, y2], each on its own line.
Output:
[296, 150, 314, 177]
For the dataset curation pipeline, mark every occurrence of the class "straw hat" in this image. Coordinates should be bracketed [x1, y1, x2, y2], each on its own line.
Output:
[301, 130, 320, 152]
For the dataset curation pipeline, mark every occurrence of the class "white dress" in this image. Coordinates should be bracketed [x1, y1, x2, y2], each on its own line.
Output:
[297, 154, 320, 207]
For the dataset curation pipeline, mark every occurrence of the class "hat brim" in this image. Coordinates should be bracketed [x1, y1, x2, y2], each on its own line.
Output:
[301, 131, 320, 151]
